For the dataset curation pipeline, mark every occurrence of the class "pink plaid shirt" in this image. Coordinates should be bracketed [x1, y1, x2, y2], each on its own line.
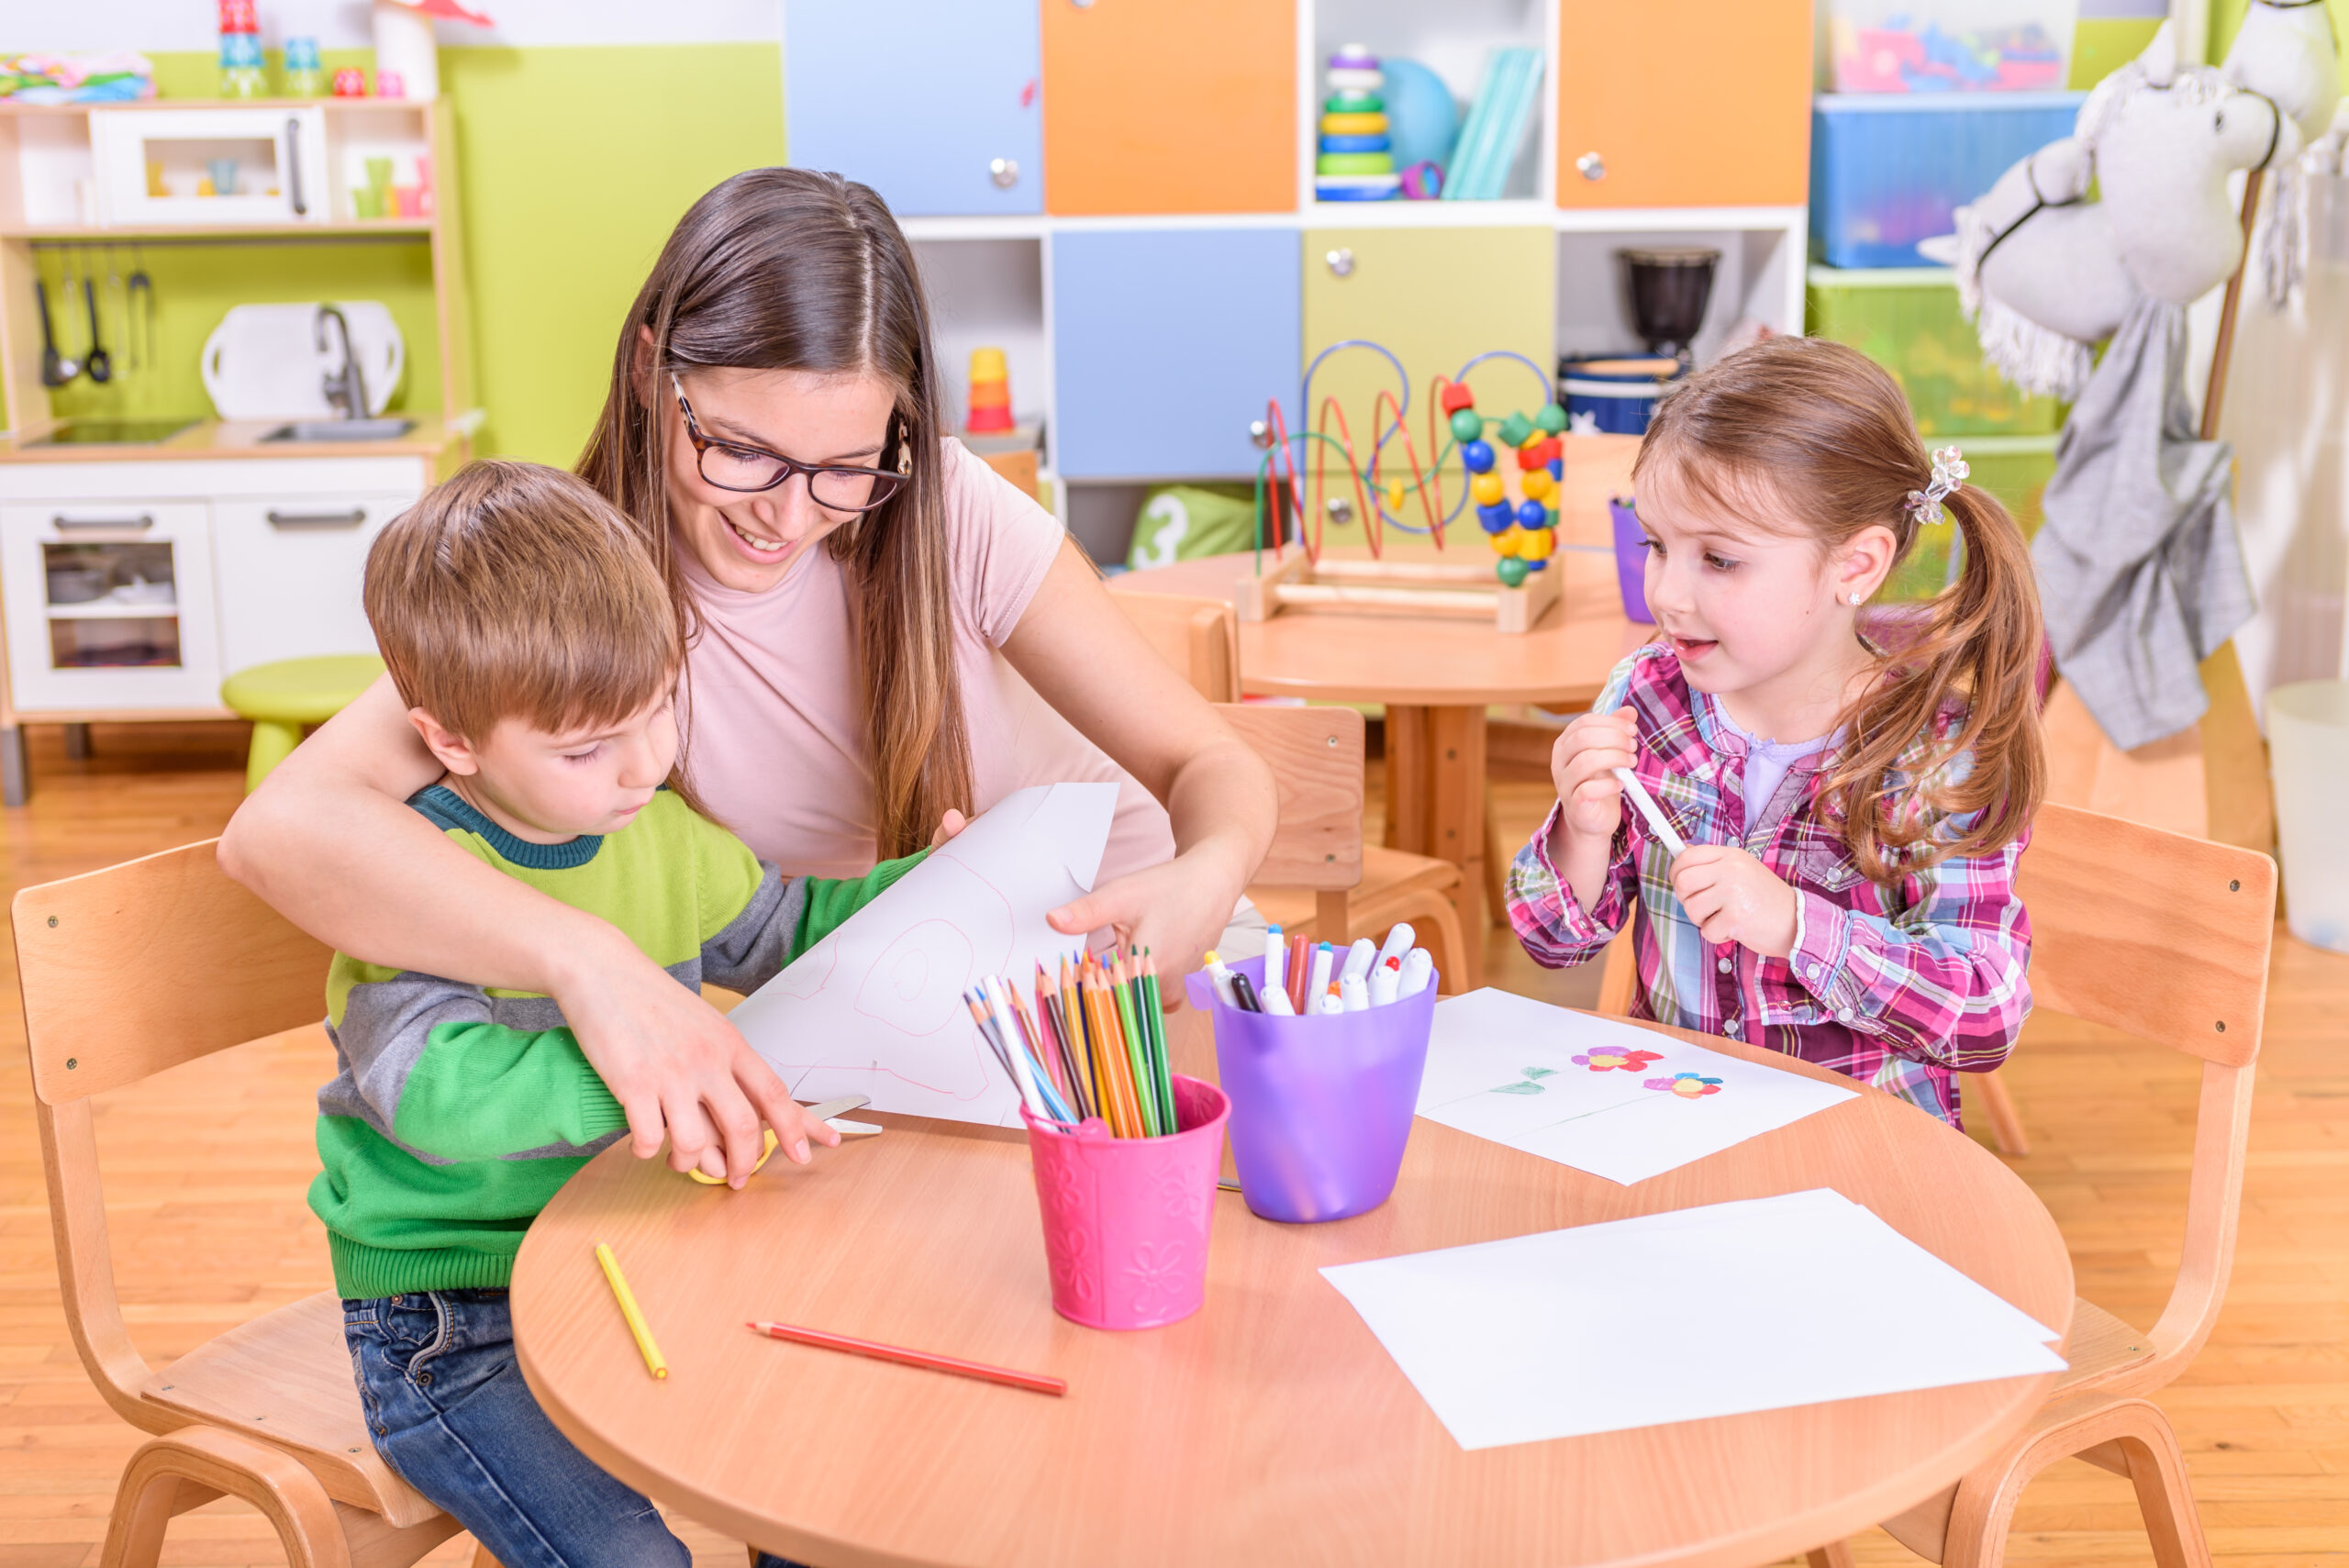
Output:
[1504, 644, 2033, 1129]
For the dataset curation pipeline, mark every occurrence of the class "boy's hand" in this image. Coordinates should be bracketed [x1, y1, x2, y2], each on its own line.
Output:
[930, 808, 969, 848]
[1670, 844, 1799, 960]
[1549, 706, 1639, 851]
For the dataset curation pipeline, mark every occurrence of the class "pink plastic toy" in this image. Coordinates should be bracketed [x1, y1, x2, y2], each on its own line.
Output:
[1022, 1075, 1228, 1330]
[331, 66, 368, 96]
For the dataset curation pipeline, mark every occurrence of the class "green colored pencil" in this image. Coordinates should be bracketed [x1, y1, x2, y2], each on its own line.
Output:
[1111, 959, 1157, 1136]
[1141, 951, 1175, 1133]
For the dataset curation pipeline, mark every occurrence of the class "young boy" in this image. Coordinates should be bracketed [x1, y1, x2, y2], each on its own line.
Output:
[312, 461, 926, 1568]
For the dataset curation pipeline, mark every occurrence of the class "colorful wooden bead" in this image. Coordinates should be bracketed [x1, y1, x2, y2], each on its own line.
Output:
[1516, 435, 1562, 470]
[1476, 501, 1514, 533]
[1515, 499, 1547, 529]
[1496, 556, 1531, 587]
[1449, 408, 1483, 443]
[1547, 458, 1564, 481]
[1469, 472, 1506, 506]
[1519, 526, 1555, 560]
[1440, 384, 1476, 414]
[1534, 401, 1567, 435]
[1461, 439, 1495, 473]
[1497, 411, 1535, 448]
[1488, 526, 1520, 554]
[1324, 89, 1384, 113]
[1319, 112, 1389, 136]
[1520, 468, 1553, 501]
[1385, 479, 1406, 512]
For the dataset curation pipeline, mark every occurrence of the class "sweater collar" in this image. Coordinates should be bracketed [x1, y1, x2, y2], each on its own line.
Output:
[407, 783, 606, 870]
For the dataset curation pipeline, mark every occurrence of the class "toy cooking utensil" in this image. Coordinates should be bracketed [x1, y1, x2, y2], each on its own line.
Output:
[82, 276, 111, 384]
[35, 279, 76, 387]
[127, 248, 154, 373]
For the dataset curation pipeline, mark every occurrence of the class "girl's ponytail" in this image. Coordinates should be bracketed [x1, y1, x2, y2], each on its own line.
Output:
[1823, 481, 2045, 880]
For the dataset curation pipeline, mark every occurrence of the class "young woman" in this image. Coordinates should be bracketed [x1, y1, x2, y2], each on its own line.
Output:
[221, 168, 1277, 1184]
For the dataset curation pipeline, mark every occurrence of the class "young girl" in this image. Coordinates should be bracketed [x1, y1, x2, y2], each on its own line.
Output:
[1506, 337, 2045, 1129]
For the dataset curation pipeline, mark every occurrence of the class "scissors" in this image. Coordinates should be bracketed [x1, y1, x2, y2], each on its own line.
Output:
[685, 1095, 878, 1184]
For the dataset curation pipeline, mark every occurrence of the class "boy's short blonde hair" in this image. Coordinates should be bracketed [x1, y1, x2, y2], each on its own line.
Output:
[365, 460, 681, 744]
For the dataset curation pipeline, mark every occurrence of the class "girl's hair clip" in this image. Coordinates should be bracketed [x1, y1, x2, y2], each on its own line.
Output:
[1904, 444, 1969, 527]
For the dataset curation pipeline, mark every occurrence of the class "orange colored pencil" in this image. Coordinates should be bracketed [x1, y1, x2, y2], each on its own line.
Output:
[1089, 967, 1142, 1138]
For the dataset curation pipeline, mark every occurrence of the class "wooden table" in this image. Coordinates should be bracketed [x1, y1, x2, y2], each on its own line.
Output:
[512, 1012, 2072, 1568]
[1115, 439, 1653, 984]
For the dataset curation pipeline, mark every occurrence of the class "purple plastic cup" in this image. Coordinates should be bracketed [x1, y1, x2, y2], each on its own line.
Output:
[1182, 953, 1434, 1224]
[1609, 495, 1653, 624]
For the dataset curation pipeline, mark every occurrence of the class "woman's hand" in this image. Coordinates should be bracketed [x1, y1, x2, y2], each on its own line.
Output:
[1670, 844, 1800, 959]
[1049, 838, 1249, 982]
[552, 928, 839, 1188]
[930, 808, 968, 848]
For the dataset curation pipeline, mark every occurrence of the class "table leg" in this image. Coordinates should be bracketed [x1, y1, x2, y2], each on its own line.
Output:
[1386, 704, 1487, 989]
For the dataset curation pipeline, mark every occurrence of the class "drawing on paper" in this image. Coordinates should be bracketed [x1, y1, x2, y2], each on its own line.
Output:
[727, 782, 1119, 1126]
[1489, 1066, 1559, 1095]
[1572, 1046, 1664, 1073]
[1645, 1073, 1724, 1098]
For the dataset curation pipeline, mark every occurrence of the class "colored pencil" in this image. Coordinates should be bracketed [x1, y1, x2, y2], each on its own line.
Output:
[1059, 954, 1100, 1124]
[1037, 962, 1091, 1120]
[1111, 955, 1157, 1136]
[748, 1319, 1064, 1396]
[595, 1241, 667, 1379]
[1082, 964, 1134, 1137]
[1141, 951, 1176, 1132]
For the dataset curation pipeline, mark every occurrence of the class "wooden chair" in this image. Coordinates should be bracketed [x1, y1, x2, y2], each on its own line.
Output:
[1108, 587, 1240, 704]
[1808, 802, 2276, 1568]
[17, 841, 484, 1568]
[1215, 703, 1468, 994]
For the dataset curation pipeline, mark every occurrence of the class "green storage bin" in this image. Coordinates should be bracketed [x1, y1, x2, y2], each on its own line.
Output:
[1807, 265, 2065, 437]
[1880, 433, 2057, 603]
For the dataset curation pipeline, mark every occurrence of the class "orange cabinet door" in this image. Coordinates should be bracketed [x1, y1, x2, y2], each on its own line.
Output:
[1555, 0, 1810, 208]
[1041, 0, 1294, 214]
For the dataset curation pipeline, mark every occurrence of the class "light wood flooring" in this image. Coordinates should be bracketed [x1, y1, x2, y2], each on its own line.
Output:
[1, 724, 2343, 1567]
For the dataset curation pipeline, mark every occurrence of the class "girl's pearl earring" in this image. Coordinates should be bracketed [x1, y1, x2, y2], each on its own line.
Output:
[1848, 591, 1865, 606]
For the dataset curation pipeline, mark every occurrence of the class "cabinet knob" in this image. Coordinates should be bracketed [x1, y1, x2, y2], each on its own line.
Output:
[1325, 247, 1355, 277]
[1575, 151, 1607, 182]
[990, 157, 1019, 189]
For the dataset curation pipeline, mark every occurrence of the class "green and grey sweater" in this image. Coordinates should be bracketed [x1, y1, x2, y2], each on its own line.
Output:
[309, 784, 920, 1298]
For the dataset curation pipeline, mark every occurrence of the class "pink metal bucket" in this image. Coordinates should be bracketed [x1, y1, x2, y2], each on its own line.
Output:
[1021, 1074, 1230, 1330]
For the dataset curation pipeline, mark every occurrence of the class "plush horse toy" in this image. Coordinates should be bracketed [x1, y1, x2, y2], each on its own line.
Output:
[1943, 8, 2341, 752]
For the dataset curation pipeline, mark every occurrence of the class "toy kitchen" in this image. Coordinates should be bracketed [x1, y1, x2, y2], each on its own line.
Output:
[0, 92, 474, 803]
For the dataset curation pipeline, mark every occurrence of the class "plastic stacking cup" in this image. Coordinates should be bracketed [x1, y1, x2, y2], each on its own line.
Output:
[1021, 1075, 1229, 1330]
[1184, 955, 1434, 1224]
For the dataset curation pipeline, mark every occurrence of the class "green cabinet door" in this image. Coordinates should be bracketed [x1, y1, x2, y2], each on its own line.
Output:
[1300, 228, 1555, 558]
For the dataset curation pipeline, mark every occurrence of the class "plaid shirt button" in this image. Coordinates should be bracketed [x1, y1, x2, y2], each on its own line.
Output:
[1724, 1018, 1742, 1035]
[1717, 956, 1732, 973]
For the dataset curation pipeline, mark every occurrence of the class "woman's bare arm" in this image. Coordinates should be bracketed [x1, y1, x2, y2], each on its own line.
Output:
[1002, 539, 1278, 970]
[217, 673, 820, 1185]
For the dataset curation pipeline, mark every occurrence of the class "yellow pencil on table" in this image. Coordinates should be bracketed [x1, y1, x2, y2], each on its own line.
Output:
[595, 1240, 667, 1379]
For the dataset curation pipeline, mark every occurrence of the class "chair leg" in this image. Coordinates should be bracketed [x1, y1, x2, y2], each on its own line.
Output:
[1482, 795, 1508, 928]
[2111, 1404, 2215, 1568]
[102, 1426, 352, 1568]
[1805, 1544, 1856, 1568]
[246, 718, 306, 794]
[1942, 1397, 2208, 1568]
[1974, 1067, 2030, 1157]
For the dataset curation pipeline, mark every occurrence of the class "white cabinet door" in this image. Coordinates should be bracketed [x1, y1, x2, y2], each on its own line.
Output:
[0, 500, 224, 713]
[210, 494, 407, 676]
[90, 106, 329, 227]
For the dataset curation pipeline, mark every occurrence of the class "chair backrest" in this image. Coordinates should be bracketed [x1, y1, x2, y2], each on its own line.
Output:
[15, 840, 333, 1425]
[1213, 703, 1364, 895]
[1112, 590, 1241, 704]
[2016, 802, 2276, 1385]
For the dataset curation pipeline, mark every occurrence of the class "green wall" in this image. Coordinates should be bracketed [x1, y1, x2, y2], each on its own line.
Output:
[68, 44, 784, 463]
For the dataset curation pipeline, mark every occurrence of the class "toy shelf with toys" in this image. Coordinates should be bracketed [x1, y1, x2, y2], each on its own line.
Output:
[781, 0, 1812, 564]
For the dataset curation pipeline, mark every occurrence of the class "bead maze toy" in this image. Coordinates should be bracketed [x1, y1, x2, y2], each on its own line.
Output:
[1240, 342, 1568, 635]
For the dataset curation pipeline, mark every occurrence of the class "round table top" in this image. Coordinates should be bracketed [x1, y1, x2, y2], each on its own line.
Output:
[512, 1012, 2072, 1568]
[1116, 546, 1653, 708]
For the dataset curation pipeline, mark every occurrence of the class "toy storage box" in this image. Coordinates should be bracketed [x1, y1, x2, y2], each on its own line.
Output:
[1807, 265, 2064, 435]
[1820, 0, 2078, 93]
[1809, 92, 2083, 267]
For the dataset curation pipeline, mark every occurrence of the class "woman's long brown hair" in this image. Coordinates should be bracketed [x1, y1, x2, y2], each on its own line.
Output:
[1634, 337, 2045, 879]
[577, 168, 971, 859]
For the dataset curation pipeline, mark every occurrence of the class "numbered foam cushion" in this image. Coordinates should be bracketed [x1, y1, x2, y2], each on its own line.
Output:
[1319, 111, 1389, 136]
[1318, 133, 1391, 154]
[1317, 152, 1395, 175]
[1124, 483, 1264, 571]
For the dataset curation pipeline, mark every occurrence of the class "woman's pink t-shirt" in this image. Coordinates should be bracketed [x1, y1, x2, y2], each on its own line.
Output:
[675, 438, 1176, 881]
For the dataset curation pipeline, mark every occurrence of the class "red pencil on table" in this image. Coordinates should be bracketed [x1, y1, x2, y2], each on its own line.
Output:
[746, 1319, 1066, 1396]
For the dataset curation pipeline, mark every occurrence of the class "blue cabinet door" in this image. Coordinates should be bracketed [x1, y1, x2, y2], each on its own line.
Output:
[785, 0, 1041, 217]
[1052, 228, 1300, 480]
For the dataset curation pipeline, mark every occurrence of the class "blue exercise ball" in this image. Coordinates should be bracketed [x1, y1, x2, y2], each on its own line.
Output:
[1380, 58, 1459, 172]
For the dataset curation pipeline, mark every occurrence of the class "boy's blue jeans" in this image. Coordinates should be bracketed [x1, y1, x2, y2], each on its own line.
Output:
[345, 1290, 806, 1568]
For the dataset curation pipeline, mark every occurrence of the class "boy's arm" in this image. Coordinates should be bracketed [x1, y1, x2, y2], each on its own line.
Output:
[701, 850, 932, 995]
[1765, 830, 2033, 1072]
[332, 970, 626, 1162]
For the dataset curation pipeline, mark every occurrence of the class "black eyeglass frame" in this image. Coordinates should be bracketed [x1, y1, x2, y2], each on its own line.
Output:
[669, 373, 910, 509]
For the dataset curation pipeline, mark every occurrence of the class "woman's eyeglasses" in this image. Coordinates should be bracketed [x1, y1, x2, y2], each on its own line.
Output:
[671, 374, 908, 511]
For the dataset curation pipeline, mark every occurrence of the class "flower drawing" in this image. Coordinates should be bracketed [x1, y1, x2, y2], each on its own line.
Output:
[1491, 1066, 1559, 1095]
[1571, 1046, 1664, 1073]
[1644, 1073, 1724, 1098]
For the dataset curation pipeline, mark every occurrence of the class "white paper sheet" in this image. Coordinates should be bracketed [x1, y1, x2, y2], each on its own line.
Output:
[1320, 1188, 2066, 1451]
[729, 782, 1117, 1125]
[1415, 988, 1859, 1184]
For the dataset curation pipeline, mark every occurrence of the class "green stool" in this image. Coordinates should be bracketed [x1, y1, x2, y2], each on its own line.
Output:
[220, 654, 387, 793]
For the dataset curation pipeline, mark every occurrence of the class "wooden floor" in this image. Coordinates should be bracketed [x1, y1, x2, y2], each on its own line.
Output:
[1, 724, 2343, 1567]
